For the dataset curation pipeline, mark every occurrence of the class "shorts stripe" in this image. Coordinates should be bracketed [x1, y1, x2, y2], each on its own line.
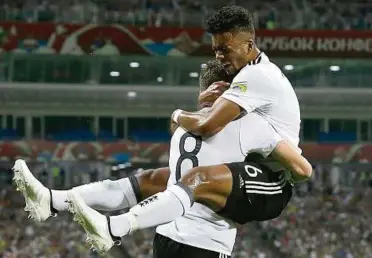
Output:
[245, 181, 287, 195]
[246, 189, 283, 195]
[245, 178, 286, 191]
[219, 254, 228, 258]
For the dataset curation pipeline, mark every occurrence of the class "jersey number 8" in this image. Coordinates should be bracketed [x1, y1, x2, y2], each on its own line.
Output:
[175, 132, 202, 181]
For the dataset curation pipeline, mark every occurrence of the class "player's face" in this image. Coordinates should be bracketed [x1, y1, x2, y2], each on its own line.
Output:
[212, 32, 254, 75]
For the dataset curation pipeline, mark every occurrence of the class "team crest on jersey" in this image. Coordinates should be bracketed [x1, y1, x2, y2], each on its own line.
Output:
[231, 82, 247, 92]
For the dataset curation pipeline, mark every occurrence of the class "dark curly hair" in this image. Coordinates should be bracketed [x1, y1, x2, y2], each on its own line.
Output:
[206, 5, 255, 35]
[199, 60, 233, 91]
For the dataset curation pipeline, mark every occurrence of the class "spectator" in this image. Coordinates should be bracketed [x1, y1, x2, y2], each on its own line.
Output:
[1, 0, 372, 30]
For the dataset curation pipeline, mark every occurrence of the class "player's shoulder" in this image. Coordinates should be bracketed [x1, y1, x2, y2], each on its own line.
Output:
[232, 53, 277, 91]
[172, 126, 187, 138]
[234, 53, 271, 81]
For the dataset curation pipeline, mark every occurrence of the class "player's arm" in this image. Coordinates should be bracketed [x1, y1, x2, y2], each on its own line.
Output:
[271, 141, 313, 182]
[171, 97, 241, 137]
[170, 120, 179, 135]
[173, 71, 274, 137]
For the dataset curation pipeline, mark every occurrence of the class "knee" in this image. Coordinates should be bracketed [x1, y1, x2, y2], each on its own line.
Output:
[102, 179, 116, 189]
[179, 166, 232, 210]
[136, 168, 156, 182]
[136, 167, 170, 200]
[180, 165, 231, 192]
[136, 167, 170, 187]
[179, 167, 211, 191]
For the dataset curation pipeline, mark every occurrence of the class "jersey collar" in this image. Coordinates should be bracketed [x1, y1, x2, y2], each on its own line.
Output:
[233, 52, 266, 76]
[247, 52, 264, 66]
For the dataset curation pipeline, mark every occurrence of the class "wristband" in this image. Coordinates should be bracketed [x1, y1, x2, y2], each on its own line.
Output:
[172, 109, 183, 123]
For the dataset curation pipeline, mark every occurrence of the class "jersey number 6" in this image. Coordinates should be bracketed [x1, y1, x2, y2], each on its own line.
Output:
[244, 165, 263, 178]
[175, 132, 202, 181]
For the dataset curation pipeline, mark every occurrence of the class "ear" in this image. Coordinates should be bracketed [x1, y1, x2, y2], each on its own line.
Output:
[247, 39, 254, 52]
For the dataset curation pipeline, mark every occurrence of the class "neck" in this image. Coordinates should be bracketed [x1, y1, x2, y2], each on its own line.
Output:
[247, 47, 261, 63]
[233, 48, 262, 76]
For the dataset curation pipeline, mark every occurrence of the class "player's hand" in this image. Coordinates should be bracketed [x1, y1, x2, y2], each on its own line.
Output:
[198, 81, 230, 108]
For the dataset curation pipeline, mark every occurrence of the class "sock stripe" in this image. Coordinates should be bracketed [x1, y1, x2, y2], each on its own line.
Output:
[49, 189, 58, 215]
[175, 182, 194, 206]
[107, 216, 122, 242]
[129, 175, 142, 203]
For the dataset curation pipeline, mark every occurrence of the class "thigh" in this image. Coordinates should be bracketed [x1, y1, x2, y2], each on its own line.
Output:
[217, 159, 293, 224]
[180, 164, 233, 211]
[153, 233, 230, 258]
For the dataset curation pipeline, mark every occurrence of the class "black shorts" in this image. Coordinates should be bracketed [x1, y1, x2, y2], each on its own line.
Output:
[217, 154, 293, 224]
[153, 233, 231, 258]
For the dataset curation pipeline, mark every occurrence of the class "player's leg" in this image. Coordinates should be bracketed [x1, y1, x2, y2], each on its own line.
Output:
[66, 163, 234, 254]
[118, 157, 291, 231]
[66, 156, 293, 255]
[52, 167, 170, 212]
[106, 165, 232, 236]
[12, 159, 169, 222]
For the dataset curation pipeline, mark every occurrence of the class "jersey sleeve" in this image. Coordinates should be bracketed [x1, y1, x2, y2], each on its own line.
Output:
[239, 113, 283, 157]
[221, 68, 276, 113]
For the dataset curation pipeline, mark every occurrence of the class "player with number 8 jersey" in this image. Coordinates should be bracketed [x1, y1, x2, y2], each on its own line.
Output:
[156, 110, 282, 256]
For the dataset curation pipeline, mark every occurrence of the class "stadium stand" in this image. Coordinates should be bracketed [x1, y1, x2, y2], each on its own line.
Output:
[1, 0, 372, 29]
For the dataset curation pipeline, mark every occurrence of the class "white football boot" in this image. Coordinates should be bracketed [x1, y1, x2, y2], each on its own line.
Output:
[12, 159, 57, 222]
[67, 190, 121, 255]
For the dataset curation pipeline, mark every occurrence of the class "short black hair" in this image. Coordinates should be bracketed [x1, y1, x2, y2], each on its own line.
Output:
[206, 5, 255, 35]
[199, 59, 233, 91]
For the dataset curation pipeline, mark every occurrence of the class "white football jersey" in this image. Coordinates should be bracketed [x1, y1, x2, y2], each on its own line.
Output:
[222, 52, 301, 153]
[156, 112, 282, 255]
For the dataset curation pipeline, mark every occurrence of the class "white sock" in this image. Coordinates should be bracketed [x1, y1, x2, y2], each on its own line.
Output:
[51, 178, 138, 212]
[51, 190, 69, 211]
[109, 213, 132, 238]
[109, 184, 193, 237]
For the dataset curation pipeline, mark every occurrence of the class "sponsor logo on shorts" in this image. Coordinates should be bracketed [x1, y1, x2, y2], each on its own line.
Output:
[239, 175, 244, 188]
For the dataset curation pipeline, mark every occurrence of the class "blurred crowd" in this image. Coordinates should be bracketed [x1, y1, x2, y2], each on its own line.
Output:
[260, 191, 372, 258]
[1, 162, 371, 258]
[0, 0, 372, 29]
[122, 181, 372, 258]
[0, 187, 104, 258]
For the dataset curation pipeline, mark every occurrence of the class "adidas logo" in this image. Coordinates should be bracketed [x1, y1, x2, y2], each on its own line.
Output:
[239, 175, 244, 188]
[139, 195, 158, 207]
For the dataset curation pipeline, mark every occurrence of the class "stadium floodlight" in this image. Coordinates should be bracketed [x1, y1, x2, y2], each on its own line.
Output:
[329, 65, 340, 72]
[189, 72, 199, 78]
[129, 62, 140, 68]
[127, 91, 137, 98]
[284, 65, 294, 71]
[110, 71, 120, 77]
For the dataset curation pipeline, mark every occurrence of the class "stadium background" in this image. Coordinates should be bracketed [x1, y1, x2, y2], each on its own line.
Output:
[0, 0, 371, 257]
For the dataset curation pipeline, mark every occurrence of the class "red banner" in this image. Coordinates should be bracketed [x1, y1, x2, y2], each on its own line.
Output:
[0, 23, 371, 58]
[0, 140, 371, 163]
[255, 30, 372, 58]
